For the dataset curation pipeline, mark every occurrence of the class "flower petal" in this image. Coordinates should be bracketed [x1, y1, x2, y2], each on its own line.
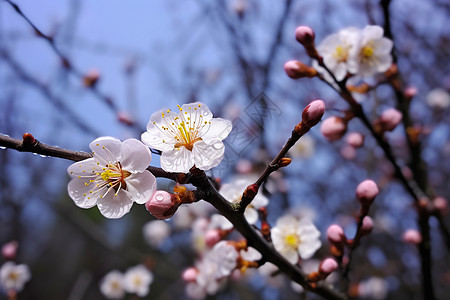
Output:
[244, 207, 259, 225]
[97, 190, 134, 219]
[160, 147, 194, 173]
[202, 118, 232, 144]
[90, 137, 122, 164]
[67, 158, 101, 177]
[192, 140, 225, 170]
[282, 248, 299, 264]
[298, 239, 322, 259]
[181, 102, 213, 122]
[120, 138, 152, 173]
[67, 177, 100, 208]
[141, 130, 174, 152]
[125, 171, 157, 204]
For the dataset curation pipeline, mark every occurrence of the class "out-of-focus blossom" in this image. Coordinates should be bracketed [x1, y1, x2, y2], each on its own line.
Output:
[99, 270, 125, 299]
[142, 220, 171, 248]
[346, 132, 365, 148]
[1, 241, 18, 260]
[123, 265, 154, 297]
[219, 178, 269, 225]
[142, 102, 232, 173]
[375, 108, 403, 132]
[321, 116, 348, 141]
[403, 229, 422, 245]
[271, 215, 321, 264]
[67, 137, 156, 219]
[317, 27, 360, 81]
[356, 180, 379, 207]
[289, 134, 315, 159]
[426, 88, 450, 109]
[0, 261, 31, 293]
[348, 25, 393, 77]
[358, 277, 388, 299]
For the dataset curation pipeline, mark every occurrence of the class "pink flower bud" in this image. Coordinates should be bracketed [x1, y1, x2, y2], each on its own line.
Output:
[2, 241, 18, 260]
[319, 258, 338, 276]
[244, 184, 259, 200]
[346, 132, 364, 148]
[182, 267, 198, 282]
[145, 190, 176, 219]
[295, 26, 315, 47]
[284, 60, 318, 79]
[320, 116, 347, 141]
[403, 229, 422, 245]
[376, 108, 403, 132]
[340, 145, 356, 160]
[327, 224, 346, 244]
[360, 216, 374, 236]
[356, 180, 379, 207]
[205, 229, 221, 247]
[302, 100, 325, 128]
[433, 197, 447, 212]
[404, 86, 418, 101]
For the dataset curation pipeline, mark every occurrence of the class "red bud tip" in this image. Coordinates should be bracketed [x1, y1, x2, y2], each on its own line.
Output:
[279, 157, 292, 167]
[22, 133, 36, 144]
[243, 184, 259, 200]
[302, 99, 325, 128]
[356, 180, 379, 207]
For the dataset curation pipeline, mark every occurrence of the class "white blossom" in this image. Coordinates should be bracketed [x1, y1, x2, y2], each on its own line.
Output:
[123, 265, 154, 297]
[0, 261, 31, 292]
[142, 220, 171, 248]
[358, 277, 388, 299]
[348, 25, 393, 77]
[99, 270, 125, 299]
[67, 137, 156, 219]
[426, 88, 450, 109]
[142, 102, 232, 173]
[271, 215, 321, 264]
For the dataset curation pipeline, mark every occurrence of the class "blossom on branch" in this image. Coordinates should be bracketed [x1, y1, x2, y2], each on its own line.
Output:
[123, 265, 154, 297]
[0, 261, 31, 293]
[99, 270, 125, 299]
[142, 102, 232, 173]
[67, 137, 156, 219]
[271, 215, 321, 264]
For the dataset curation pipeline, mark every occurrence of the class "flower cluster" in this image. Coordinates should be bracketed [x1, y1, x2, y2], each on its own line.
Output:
[100, 265, 154, 299]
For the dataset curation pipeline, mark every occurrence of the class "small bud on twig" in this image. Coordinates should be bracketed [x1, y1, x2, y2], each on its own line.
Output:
[403, 229, 422, 245]
[284, 60, 318, 79]
[145, 190, 179, 219]
[83, 69, 100, 87]
[359, 216, 374, 237]
[356, 180, 379, 209]
[321, 116, 348, 141]
[374, 108, 403, 133]
[295, 26, 319, 59]
[301, 100, 326, 128]
[278, 157, 292, 167]
[243, 184, 259, 200]
[22, 133, 36, 145]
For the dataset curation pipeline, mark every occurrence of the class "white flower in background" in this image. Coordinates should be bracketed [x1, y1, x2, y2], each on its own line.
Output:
[142, 220, 171, 248]
[0, 261, 31, 292]
[123, 265, 154, 297]
[142, 102, 232, 173]
[348, 25, 393, 77]
[317, 27, 360, 81]
[99, 270, 125, 299]
[67, 137, 156, 219]
[426, 88, 450, 109]
[220, 178, 269, 225]
[358, 277, 388, 299]
[240, 247, 262, 262]
[288, 134, 315, 159]
[271, 215, 321, 264]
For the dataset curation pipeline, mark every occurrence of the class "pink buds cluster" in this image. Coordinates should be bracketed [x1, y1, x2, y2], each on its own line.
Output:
[327, 224, 346, 257]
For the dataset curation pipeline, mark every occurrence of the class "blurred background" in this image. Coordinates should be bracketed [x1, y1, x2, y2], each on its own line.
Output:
[0, 0, 449, 299]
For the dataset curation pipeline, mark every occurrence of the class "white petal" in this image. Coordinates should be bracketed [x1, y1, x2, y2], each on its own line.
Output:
[252, 194, 269, 209]
[276, 215, 298, 229]
[67, 177, 100, 208]
[67, 158, 101, 177]
[192, 140, 225, 170]
[202, 118, 232, 144]
[376, 54, 393, 73]
[125, 171, 157, 204]
[141, 128, 175, 152]
[90, 137, 122, 163]
[160, 147, 194, 173]
[297, 220, 321, 239]
[244, 207, 259, 225]
[374, 38, 393, 54]
[362, 25, 383, 43]
[97, 190, 134, 218]
[282, 248, 299, 264]
[298, 239, 322, 259]
[182, 102, 213, 122]
[120, 138, 152, 172]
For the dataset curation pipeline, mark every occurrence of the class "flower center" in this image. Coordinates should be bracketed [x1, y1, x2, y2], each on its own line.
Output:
[333, 45, 349, 62]
[8, 271, 19, 282]
[154, 104, 211, 152]
[285, 234, 300, 247]
[360, 42, 377, 65]
[100, 163, 131, 192]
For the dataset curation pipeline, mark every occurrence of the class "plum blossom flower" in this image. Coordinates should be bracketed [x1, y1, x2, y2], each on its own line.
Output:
[316, 27, 360, 81]
[67, 137, 156, 219]
[123, 265, 154, 297]
[99, 270, 125, 299]
[142, 220, 171, 248]
[141, 102, 232, 173]
[271, 215, 321, 264]
[348, 25, 393, 77]
[0, 261, 31, 292]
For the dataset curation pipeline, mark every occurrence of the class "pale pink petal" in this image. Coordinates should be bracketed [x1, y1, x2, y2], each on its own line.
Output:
[90, 137, 122, 163]
[97, 190, 134, 219]
[125, 172, 157, 204]
[160, 147, 194, 173]
[202, 118, 232, 144]
[181, 102, 213, 122]
[67, 158, 101, 177]
[192, 140, 225, 170]
[67, 178, 100, 208]
[120, 138, 152, 172]
[298, 239, 322, 259]
[283, 248, 300, 264]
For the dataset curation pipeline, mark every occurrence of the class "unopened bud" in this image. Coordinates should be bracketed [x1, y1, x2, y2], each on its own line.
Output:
[117, 112, 135, 126]
[301, 100, 325, 128]
[2, 241, 18, 260]
[327, 224, 346, 244]
[360, 216, 374, 236]
[145, 190, 177, 219]
[279, 157, 292, 167]
[182, 267, 198, 282]
[433, 197, 447, 213]
[205, 229, 222, 247]
[318, 258, 338, 277]
[295, 26, 319, 59]
[83, 69, 100, 87]
[346, 132, 364, 148]
[403, 229, 422, 245]
[22, 133, 36, 145]
[356, 180, 379, 208]
[375, 108, 403, 132]
[284, 60, 318, 79]
[243, 184, 259, 200]
[404, 86, 418, 101]
[320, 116, 347, 141]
